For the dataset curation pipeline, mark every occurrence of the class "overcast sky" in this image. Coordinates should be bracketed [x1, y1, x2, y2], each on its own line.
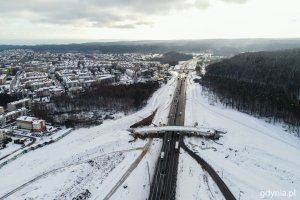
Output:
[0, 0, 299, 44]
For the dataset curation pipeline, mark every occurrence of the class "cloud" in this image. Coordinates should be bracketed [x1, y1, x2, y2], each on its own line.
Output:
[0, 0, 214, 28]
[0, 0, 247, 29]
[220, 0, 248, 4]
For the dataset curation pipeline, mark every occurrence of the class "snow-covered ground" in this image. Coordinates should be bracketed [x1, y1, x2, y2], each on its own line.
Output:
[0, 143, 22, 159]
[174, 59, 198, 71]
[182, 72, 300, 200]
[0, 128, 73, 166]
[5, 64, 299, 200]
[8, 151, 127, 199]
[176, 149, 224, 200]
[0, 73, 178, 199]
[108, 139, 162, 200]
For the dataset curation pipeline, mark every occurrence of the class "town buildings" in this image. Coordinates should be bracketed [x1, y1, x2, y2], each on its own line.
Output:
[0, 108, 28, 127]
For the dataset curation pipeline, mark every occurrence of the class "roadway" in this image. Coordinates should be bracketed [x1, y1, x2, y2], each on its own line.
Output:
[149, 64, 236, 200]
[180, 140, 236, 200]
[149, 75, 186, 200]
[0, 133, 36, 161]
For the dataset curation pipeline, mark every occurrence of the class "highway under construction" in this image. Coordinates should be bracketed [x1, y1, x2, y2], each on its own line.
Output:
[148, 70, 236, 200]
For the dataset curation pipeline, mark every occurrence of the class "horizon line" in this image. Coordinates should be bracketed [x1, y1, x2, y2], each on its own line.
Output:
[1, 37, 300, 46]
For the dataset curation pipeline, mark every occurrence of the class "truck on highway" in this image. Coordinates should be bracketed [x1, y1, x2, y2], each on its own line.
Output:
[160, 152, 165, 159]
[175, 141, 179, 151]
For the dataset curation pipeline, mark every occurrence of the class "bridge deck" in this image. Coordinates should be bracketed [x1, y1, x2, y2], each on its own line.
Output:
[129, 126, 216, 137]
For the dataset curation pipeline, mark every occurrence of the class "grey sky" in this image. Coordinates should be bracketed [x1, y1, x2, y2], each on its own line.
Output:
[0, 0, 299, 44]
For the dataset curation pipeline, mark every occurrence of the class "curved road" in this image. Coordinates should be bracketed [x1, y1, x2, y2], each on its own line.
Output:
[180, 136, 236, 200]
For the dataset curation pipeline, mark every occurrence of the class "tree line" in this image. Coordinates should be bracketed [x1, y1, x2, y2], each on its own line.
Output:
[0, 93, 18, 107]
[155, 51, 193, 66]
[202, 48, 300, 135]
[2, 39, 300, 55]
[32, 81, 160, 127]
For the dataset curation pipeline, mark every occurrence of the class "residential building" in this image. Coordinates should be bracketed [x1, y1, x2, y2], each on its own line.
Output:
[0, 106, 4, 114]
[0, 129, 7, 144]
[0, 74, 7, 85]
[7, 98, 31, 112]
[16, 116, 46, 132]
[36, 88, 51, 98]
[0, 108, 28, 126]
[32, 120, 46, 132]
[16, 116, 37, 130]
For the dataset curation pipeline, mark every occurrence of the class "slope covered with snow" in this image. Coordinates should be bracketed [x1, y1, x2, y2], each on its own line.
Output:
[176, 149, 223, 200]
[0, 73, 178, 199]
[183, 72, 300, 200]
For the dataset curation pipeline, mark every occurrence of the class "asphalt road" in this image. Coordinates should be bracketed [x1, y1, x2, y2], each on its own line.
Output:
[180, 139, 236, 200]
[149, 76, 186, 200]
[149, 70, 236, 200]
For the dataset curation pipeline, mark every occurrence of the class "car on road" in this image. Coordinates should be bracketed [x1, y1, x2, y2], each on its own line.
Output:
[175, 141, 179, 150]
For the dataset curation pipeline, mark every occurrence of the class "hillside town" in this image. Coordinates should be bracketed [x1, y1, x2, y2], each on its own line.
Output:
[0, 49, 172, 96]
[0, 49, 194, 163]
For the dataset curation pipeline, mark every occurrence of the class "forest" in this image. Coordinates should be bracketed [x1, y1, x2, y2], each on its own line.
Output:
[0, 93, 18, 107]
[202, 48, 300, 135]
[32, 81, 159, 127]
[2, 39, 300, 55]
[154, 51, 193, 66]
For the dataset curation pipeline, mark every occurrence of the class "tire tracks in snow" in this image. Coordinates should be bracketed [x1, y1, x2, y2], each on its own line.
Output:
[0, 147, 143, 200]
[98, 139, 153, 200]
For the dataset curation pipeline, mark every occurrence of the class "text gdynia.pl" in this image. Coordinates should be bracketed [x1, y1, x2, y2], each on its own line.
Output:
[260, 189, 296, 199]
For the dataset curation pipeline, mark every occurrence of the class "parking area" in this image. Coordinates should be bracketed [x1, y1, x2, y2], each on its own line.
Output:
[0, 123, 66, 161]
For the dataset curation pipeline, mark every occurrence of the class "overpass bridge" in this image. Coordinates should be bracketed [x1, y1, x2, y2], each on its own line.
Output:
[172, 69, 194, 72]
[129, 126, 223, 139]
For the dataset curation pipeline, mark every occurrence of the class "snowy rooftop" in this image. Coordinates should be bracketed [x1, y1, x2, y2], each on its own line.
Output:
[2, 107, 27, 117]
[8, 98, 30, 105]
[32, 120, 44, 125]
[16, 116, 37, 122]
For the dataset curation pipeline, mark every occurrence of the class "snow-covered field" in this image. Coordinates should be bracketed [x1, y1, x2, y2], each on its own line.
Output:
[9, 151, 127, 199]
[0, 73, 178, 199]
[0, 143, 21, 159]
[2, 64, 298, 200]
[108, 139, 162, 200]
[0, 128, 73, 166]
[182, 72, 300, 200]
[176, 149, 223, 200]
